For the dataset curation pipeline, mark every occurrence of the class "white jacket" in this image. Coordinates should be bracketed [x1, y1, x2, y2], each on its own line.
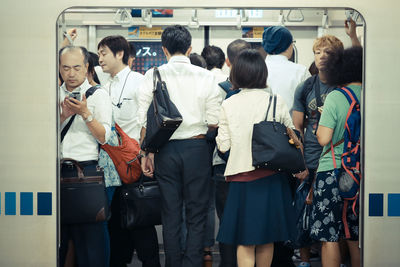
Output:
[216, 89, 294, 177]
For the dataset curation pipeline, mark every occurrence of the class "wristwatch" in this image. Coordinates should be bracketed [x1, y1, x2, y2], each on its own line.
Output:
[84, 114, 94, 123]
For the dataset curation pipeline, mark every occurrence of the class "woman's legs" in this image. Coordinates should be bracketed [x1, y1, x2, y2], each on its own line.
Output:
[255, 243, 274, 267]
[237, 245, 255, 267]
[346, 240, 361, 267]
[321, 242, 340, 267]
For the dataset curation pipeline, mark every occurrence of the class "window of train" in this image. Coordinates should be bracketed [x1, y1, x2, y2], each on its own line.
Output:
[57, 5, 365, 259]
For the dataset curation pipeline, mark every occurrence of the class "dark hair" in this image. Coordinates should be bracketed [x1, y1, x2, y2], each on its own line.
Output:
[161, 25, 192, 55]
[88, 52, 100, 84]
[227, 39, 251, 64]
[59, 45, 89, 65]
[129, 42, 137, 58]
[97, 35, 130, 65]
[189, 53, 207, 68]
[230, 49, 267, 90]
[323, 46, 363, 86]
[308, 61, 319, 75]
[201, 45, 225, 70]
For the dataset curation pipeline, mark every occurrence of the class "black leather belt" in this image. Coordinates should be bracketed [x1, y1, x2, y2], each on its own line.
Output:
[62, 160, 98, 168]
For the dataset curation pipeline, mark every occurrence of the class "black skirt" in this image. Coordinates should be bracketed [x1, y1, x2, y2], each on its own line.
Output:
[217, 173, 296, 245]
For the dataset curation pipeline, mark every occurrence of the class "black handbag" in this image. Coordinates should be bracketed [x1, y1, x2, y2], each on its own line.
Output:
[60, 158, 110, 224]
[252, 94, 306, 173]
[141, 67, 183, 153]
[120, 175, 162, 229]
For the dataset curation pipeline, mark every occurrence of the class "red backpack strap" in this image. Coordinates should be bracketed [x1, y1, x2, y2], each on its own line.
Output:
[342, 200, 351, 239]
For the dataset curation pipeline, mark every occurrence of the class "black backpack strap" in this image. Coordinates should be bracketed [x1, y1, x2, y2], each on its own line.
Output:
[218, 80, 233, 94]
[61, 115, 76, 143]
[314, 76, 323, 108]
[61, 85, 99, 143]
[85, 84, 100, 98]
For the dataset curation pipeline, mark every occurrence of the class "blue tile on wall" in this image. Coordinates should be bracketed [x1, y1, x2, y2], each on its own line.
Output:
[369, 193, 384, 217]
[5, 192, 16, 215]
[20, 192, 33, 215]
[37, 192, 52, 216]
[388, 194, 400, 217]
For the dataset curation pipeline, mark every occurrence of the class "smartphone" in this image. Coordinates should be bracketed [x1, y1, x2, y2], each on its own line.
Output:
[69, 92, 81, 100]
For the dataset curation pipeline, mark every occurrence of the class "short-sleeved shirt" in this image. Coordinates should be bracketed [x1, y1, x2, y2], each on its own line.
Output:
[317, 84, 362, 172]
[292, 76, 333, 169]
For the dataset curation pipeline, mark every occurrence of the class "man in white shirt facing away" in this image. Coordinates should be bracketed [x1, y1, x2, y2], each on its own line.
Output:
[262, 26, 310, 111]
[59, 46, 112, 267]
[138, 25, 222, 267]
[97, 35, 161, 267]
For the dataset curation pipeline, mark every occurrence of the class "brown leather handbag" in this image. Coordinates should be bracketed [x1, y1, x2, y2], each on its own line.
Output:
[60, 158, 109, 224]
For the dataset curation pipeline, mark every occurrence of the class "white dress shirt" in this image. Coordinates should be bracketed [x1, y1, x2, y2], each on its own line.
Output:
[216, 89, 294, 176]
[265, 55, 310, 109]
[138, 56, 222, 140]
[60, 79, 112, 161]
[104, 66, 144, 141]
[95, 65, 111, 86]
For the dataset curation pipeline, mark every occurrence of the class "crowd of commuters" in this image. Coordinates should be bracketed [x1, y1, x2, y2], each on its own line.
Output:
[59, 18, 362, 267]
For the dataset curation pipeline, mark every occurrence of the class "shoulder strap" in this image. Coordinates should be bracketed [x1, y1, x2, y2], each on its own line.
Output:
[336, 86, 360, 105]
[314, 75, 323, 107]
[61, 115, 76, 143]
[272, 94, 277, 123]
[153, 67, 162, 92]
[322, 139, 344, 157]
[264, 94, 273, 121]
[60, 85, 99, 143]
[85, 84, 101, 98]
[218, 80, 233, 94]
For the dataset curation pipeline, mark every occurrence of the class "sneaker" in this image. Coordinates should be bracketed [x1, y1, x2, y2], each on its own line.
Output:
[299, 262, 311, 267]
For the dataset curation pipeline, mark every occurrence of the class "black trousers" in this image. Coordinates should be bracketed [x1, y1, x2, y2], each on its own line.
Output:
[214, 164, 237, 267]
[108, 185, 161, 267]
[155, 139, 212, 267]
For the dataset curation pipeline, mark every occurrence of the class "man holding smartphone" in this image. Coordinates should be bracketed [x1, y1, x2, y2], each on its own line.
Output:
[59, 45, 112, 267]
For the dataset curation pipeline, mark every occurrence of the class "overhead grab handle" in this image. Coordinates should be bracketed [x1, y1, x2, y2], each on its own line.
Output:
[278, 10, 285, 26]
[287, 9, 304, 22]
[236, 9, 248, 30]
[142, 9, 152, 28]
[113, 8, 133, 26]
[322, 9, 329, 29]
[188, 9, 200, 28]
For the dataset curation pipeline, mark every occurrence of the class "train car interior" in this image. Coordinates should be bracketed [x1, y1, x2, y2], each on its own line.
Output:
[57, 7, 365, 267]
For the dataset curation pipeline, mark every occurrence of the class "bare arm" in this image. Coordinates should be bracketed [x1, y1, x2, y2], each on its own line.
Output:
[345, 19, 361, 47]
[292, 110, 305, 138]
[316, 125, 334, 146]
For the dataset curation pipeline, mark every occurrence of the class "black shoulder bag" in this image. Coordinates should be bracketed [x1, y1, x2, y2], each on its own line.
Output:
[252, 95, 306, 174]
[141, 67, 183, 153]
[119, 175, 162, 229]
